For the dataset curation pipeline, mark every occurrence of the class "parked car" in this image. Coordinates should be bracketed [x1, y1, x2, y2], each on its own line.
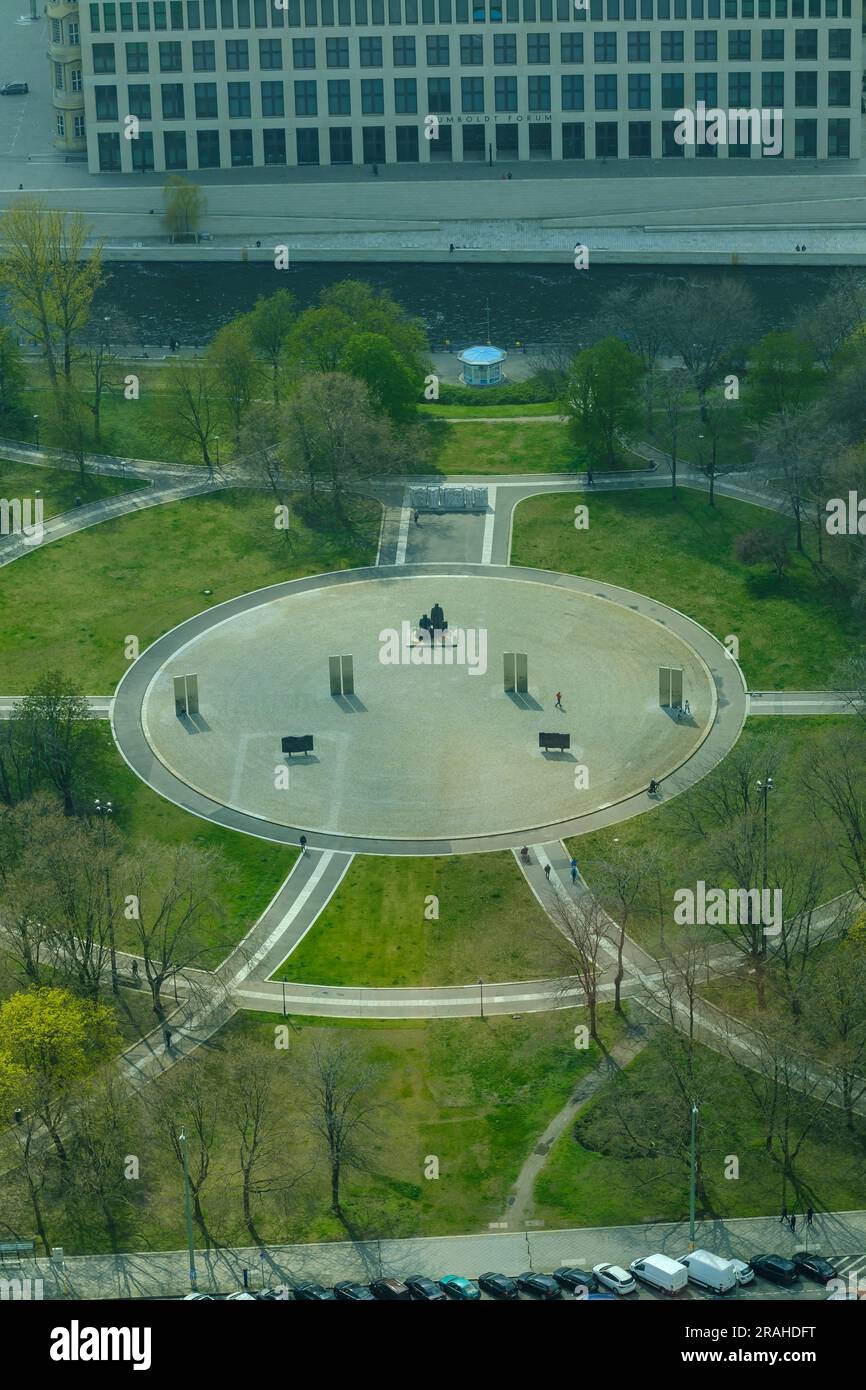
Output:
[553, 1266, 597, 1295]
[255, 1287, 291, 1300]
[793, 1252, 836, 1285]
[477, 1272, 519, 1300]
[405, 1275, 446, 1302]
[0, 82, 29, 96]
[629, 1254, 688, 1294]
[370, 1278, 411, 1301]
[677, 1250, 739, 1295]
[183, 1292, 214, 1300]
[294, 1282, 335, 1301]
[592, 1263, 637, 1295]
[225, 1291, 256, 1300]
[438, 1275, 481, 1301]
[334, 1280, 376, 1301]
[730, 1259, 754, 1287]
[516, 1272, 561, 1300]
[750, 1255, 799, 1287]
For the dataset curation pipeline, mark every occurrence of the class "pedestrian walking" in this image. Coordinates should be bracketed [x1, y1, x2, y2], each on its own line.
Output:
[131, 960, 139, 985]
[789, 1212, 797, 1234]
[371, 163, 379, 176]
[555, 691, 564, 710]
[299, 834, 307, 855]
[544, 864, 551, 881]
[806, 1206, 814, 1228]
[648, 779, 661, 796]
[570, 859, 578, 884]
[780, 1204, 788, 1225]
[163, 1027, 172, 1051]
[684, 699, 691, 715]
[449, 243, 455, 254]
[586, 467, 594, 486]
[413, 509, 420, 525]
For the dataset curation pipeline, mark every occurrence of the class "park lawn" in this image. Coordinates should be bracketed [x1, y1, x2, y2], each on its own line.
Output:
[0, 487, 380, 690]
[0, 457, 144, 520]
[88, 727, 296, 966]
[420, 402, 560, 419]
[567, 718, 853, 957]
[275, 851, 561, 986]
[423, 419, 580, 474]
[534, 1034, 866, 1229]
[30, 1007, 626, 1253]
[511, 488, 858, 688]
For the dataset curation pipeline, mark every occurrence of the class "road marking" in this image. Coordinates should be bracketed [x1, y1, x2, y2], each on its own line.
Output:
[225, 851, 338, 990]
[394, 493, 411, 565]
[481, 486, 497, 564]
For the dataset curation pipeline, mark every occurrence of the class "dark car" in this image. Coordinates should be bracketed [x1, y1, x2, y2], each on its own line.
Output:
[793, 1252, 836, 1285]
[516, 1271, 561, 1300]
[553, 1266, 597, 1296]
[294, 1282, 336, 1301]
[477, 1272, 519, 1300]
[405, 1275, 446, 1302]
[750, 1255, 799, 1287]
[370, 1278, 411, 1301]
[0, 83, 29, 96]
[255, 1286, 292, 1300]
[438, 1275, 481, 1301]
[334, 1280, 376, 1301]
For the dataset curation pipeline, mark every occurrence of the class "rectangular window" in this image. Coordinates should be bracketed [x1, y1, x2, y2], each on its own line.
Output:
[629, 120, 651, 155]
[362, 77, 385, 112]
[761, 28, 783, 58]
[694, 29, 716, 59]
[794, 29, 817, 59]
[662, 120, 685, 156]
[159, 41, 182, 70]
[126, 42, 149, 71]
[161, 82, 184, 117]
[728, 71, 751, 105]
[595, 121, 617, 157]
[98, 132, 122, 170]
[628, 71, 650, 108]
[728, 29, 750, 59]
[132, 129, 154, 169]
[561, 32, 583, 62]
[54, 62, 65, 90]
[192, 40, 214, 69]
[561, 73, 584, 109]
[74, 114, 86, 139]
[695, 70, 717, 103]
[562, 121, 585, 159]
[394, 35, 416, 64]
[394, 77, 417, 112]
[119, 2, 133, 29]
[294, 79, 317, 115]
[260, 79, 284, 114]
[194, 81, 218, 116]
[427, 35, 449, 64]
[495, 32, 517, 62]
[495, 73, 517, 109]
[526, 32, 549, 63]
[360, 36, 382, 65]
[794, 118, 816, 157]
[363, 127, 386, 164]
[594, 31, 616, 61]
[164, 130, 188, 168]
[263, 128, 286, 164]
[95, 84, 119, 119]
[327, 78, 350, 114]
[197, 129, 221, 166]
[627, 31, 650, 60]
[828, 71, 850, 107]
[136, 1, 150, 27]
[128, 82, 152, 116]
[103, 3, 118, 32]
[660, 30, 683, 60]
[297, 128, 319, 165]
[90, 4, 100, 31]
[227, 80, 251, 115]
[326, 36, 349, 66]
[795, 71, 817, 106]
[762, 70, 783, 104]
[293, 38, 315, 68]
[396, 125, 419, 161]
[462, 75, 485, 111]
[56, 112, 66, 137]
[225, 38, 249, 68]
[153, 1, 168, 27]
[230, 129, 253, 166]
[660, 71, 683, 107]
[828, 117, 850, 157]
[93, 43, 116, 73]
[259, 38, 282, 67]
[828, 29, 851, 60]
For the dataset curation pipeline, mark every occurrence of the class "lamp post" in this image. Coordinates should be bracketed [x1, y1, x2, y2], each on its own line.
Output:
[757, 776, 774, 957]
[179, 1127, 198, 1290]
[688, 1100, 699, 1249]
[478, 978, 484, 1020]
[33, 414, 39, 449]
[94, 798, 118, 993]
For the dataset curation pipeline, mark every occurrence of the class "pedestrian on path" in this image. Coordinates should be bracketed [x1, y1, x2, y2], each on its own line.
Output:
[163, 1027, 172, 1051]
[299, 834, 307, 855]
[570, 859, 578, 884]
[806, 1207, 814, 1228]
[413, 509, 420, 525]
[789, 1212, 797, 1235]
[544, 864, 551, 881]
[684, 699, 691, 715]
[555, 691, 564, 710]
[586, 468, 594, 486]
[648, 779, 661, 797]
[131, 960, 139, 985]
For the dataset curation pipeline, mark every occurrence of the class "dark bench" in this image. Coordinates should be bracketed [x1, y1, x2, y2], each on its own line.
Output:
[0, 1240, 36, 1261]
[539, 732, 570, 752]
[281, 735, 314, 756]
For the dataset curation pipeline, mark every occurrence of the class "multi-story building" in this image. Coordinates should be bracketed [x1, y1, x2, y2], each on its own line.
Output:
[48, 2, 88, 155]
[69, 0, 860, 173]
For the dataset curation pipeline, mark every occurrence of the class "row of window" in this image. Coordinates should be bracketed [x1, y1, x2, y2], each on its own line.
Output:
[93, 113, 850, 173]
[92, 24, 853, 72]
[94, 68, 851, 118]
[86, 0, 854, 34]
[56, 112, 88, 140]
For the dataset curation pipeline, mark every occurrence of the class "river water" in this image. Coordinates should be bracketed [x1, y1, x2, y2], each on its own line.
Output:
[77, 261, 839, 352]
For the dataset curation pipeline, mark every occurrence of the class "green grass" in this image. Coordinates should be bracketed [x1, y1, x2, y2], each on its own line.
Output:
[276, 851, 561, 986]
[535, 1034, 866, 1227]
[0, 457, 144, 520]
[0, 487, 380, 690]
[512, 488, 859, 688]
[423, 419, 582, 475]
[420, 402, 561, 419]
[567, 718, 852, 957]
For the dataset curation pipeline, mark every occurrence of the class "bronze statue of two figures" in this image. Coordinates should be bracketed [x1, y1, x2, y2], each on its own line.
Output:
[417, 601, 449, 645]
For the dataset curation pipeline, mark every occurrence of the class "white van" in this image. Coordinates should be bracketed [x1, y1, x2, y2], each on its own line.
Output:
[677, 1250, 739, 1294]
[628, 1254, 689, 1294]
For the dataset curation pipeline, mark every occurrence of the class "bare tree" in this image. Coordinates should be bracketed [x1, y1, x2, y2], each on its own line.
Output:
[658, 278, 757, 420]
[654, 366, 690, 497]
[225, 1041, 307, 1243]
[803, 728, 866, 901]
[147, 1057, 219, 1247]
[298, 1038, 380, 1217]
[803, 931, 866, 1131]
[12, 672, 98, 816]
[125, 842, 223, 1021]
[592, 845, 661, 1014]
[162, 357, 217, 472]
[793, 270, 866, 371]
[543, 886, 611, 1042]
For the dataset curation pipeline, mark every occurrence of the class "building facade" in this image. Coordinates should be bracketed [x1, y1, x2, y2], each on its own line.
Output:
[72, 0, 861, 173]
[48, 1, 88, 155]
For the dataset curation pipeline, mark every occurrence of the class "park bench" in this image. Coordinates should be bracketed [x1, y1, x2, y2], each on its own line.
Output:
[281, 734, 314, 756]
[539, 731, 571, 752]
[0, 1240, 35, 1263]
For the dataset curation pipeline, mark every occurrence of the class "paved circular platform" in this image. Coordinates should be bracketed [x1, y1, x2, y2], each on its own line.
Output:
[112, 565, 741, 853]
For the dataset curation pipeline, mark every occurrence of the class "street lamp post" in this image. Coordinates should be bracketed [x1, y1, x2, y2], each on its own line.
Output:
[688, 1100, 699, 1248]
[478, 978, 484, 1020]
[179, 1127, 198, 1290]
[94, 798, 118, 993]
[756, 776, 774, 956]
[33, 414, 39, 449]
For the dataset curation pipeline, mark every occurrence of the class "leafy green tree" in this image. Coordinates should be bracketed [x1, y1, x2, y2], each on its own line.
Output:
[745, 331, 822, 420]
[249, 289, 296, 403]
[284, 371, 414, 507]
[565, 337, 644, 467]
[13, 672, 99, 815]
[162, 175, 207, 240]
[734, 527, 791, 580]
[339, 332, 418, 421]
[286, 280, 429, 379]
[208, 317, 259, 438]
[0, 987, 118, 1166]
[0, 326, 27, 426]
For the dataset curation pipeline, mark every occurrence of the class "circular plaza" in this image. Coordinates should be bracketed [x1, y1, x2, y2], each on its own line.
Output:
[112, 564, 739, 853]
